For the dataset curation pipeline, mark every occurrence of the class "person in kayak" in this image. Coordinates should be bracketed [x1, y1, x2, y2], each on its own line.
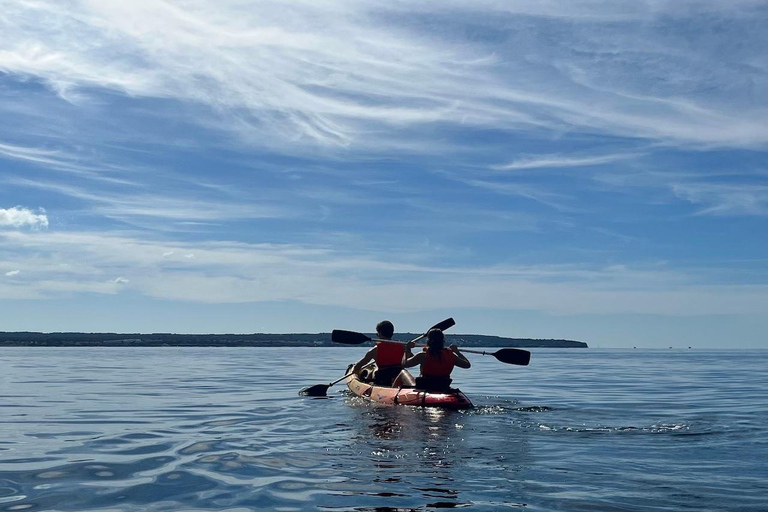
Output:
[351, 320, 415, 386]
[402, 328, 471, 391]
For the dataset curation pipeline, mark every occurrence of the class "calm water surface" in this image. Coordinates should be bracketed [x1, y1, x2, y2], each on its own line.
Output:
[1, 348, 766, 511]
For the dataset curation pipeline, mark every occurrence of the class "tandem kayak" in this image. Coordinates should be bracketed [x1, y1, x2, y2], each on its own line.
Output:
[345, 366, 473, 409]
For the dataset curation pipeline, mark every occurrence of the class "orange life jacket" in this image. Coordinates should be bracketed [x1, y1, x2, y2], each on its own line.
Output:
[421, 348, 455, 377]
[376, 341, 405, 368]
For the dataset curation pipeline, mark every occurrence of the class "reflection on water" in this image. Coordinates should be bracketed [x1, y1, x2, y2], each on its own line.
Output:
[335, 402, 530, 511]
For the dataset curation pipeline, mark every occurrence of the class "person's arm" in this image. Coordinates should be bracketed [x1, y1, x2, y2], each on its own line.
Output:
[450, 344, 471, 369]
[401, 341, 425, 368]
[401, 340, 414, 366]
[352, 346, 377, 374]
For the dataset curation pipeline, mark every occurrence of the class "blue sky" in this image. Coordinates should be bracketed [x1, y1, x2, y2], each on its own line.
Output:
[1, 1, 766, 348]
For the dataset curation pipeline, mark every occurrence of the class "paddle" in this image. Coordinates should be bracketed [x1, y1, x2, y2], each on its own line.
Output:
[299, 362, 374, 397]
[333, 323, 530, 366]
[331, 317, 456, 346]
[458, 348, 531, 366]
[300, 318, 456, 397]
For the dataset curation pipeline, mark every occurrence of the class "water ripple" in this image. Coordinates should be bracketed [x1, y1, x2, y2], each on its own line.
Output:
[1, 347, 766, 511]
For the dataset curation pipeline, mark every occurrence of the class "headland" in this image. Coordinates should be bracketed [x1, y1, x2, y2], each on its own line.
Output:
[0, 331, 588, 348]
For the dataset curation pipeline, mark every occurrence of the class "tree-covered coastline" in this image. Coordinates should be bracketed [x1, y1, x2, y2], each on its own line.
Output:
[0, 331, 587, 348]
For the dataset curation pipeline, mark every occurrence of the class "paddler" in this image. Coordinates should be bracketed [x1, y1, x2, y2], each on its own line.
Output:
[402, 328, 471, 391]
[351, 320, 415, 386]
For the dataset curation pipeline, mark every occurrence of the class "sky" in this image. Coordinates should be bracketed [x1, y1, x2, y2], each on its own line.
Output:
[1, 0, 767, 348]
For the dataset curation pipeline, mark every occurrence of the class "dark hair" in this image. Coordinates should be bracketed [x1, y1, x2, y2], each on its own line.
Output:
[376, 320, 394, 338]
[426, 328, 445, 357]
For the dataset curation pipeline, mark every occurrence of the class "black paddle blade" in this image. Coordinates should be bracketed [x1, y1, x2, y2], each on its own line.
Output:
[431, 317, 455, 332]
[331, 329, 372, 345]
[494, 348, 531, 366]
[299, 384, 330, 396]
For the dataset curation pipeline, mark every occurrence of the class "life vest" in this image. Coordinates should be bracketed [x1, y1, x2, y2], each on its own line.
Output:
[376, 341, 405, 368]
[421, 348, 455, 377]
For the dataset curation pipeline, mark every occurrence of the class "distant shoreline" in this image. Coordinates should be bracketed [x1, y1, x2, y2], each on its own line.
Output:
[0, 332, 588, 348]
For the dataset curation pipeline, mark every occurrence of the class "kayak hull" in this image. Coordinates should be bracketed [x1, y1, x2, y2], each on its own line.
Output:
[345, 367, 473, 409]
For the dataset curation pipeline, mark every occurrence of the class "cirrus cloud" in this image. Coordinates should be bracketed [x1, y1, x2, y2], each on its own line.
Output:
[1, 1, 766, 150]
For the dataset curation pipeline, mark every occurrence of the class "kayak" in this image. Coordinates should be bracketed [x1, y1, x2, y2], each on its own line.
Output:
[345, 366, 473, 409]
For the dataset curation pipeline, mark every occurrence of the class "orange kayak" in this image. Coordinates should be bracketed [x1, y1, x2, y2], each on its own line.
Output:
[345, 367, 473, 409]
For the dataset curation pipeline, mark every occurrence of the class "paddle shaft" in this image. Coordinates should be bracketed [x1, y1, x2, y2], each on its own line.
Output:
[331, 317, 455, 346]
[329, 361, 375, 387]
[460, 348, 497, 356]
[387, 318, 453, 344]
[371, 340, 530, 366]
[368, 339, 501, 355]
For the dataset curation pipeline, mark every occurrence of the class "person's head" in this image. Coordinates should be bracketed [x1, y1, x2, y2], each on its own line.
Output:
[376, 320, 394, 339]
[426, 328, 445, 355]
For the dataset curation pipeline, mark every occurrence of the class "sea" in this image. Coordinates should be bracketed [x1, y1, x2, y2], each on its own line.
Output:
[1, 347, 766, 512]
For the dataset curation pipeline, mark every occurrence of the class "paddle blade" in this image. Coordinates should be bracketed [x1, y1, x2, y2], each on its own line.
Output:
[299, 384, 331, 396]
[331, 329, 372, 345]
[431, 317, 456, 332]
[493, 348, 531, 366]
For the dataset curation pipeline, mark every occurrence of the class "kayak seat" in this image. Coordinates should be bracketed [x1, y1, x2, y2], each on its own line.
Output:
[415, 376, 453, 392]
[373, 366, 402, 386]
[359, 367, 374, 382]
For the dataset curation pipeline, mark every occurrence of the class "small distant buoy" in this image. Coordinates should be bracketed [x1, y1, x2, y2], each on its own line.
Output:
[669, 346, 672, 349]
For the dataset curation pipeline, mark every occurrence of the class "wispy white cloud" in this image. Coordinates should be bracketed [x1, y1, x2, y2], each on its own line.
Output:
[672, 182, 768, 216]
[1, 0, 766, 150]
[5, 270, 20, 276]
[0, 141, 139, 181]
[1, 228, 765, 316]
[5, 177, 296, 228]
[0, 142, 69, 166]
[439, 174, 578, 212]
[593, 168, 768, 217]
[0, 206, 49, 229]
[493, 153, 640, 171]
[389, 0, 768, 22]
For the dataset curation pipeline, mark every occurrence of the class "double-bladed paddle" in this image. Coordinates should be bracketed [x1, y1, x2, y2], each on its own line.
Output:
[333, 323, 531, 366]
[331, 317, 456, 346]
[299, 318, 456, 397]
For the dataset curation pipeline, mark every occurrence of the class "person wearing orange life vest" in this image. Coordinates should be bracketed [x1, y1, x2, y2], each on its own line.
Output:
[402, 328, 470, 390]
[351, 320, 415, 386]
